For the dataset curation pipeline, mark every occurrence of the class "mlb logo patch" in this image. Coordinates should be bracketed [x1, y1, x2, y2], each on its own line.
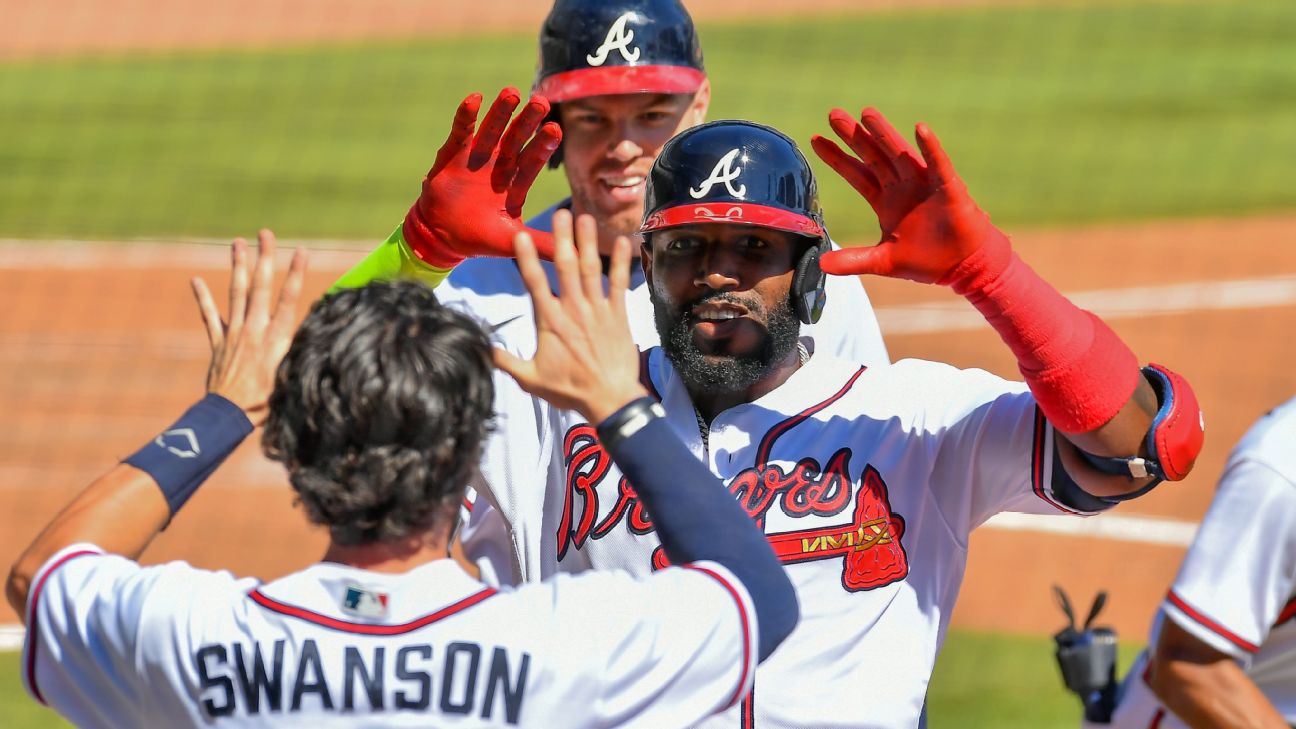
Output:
[341, 585, 389, 619]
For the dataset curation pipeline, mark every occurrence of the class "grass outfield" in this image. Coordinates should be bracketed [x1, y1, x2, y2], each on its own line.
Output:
[0, 0, 1292, 242]
[0, 629, 1141, 727]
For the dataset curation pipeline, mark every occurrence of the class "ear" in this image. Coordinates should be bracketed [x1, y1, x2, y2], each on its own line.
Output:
[687, 79, 711, 128]
[640, 235, 655, 288]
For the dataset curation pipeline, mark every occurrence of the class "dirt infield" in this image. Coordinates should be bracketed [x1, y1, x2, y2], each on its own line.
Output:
[3, 212, 1294, 637]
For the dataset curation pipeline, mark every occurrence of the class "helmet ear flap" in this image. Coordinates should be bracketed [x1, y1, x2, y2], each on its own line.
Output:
[545, 104, 565, 169]
[791, 237, 830, 325]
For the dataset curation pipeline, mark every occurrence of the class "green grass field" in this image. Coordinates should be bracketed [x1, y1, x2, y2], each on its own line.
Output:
[0, 630, 1143, 727]
[0, 0, 1291, 242]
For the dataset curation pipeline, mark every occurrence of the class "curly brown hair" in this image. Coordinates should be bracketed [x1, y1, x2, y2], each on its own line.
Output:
[262, 280, 495, 546]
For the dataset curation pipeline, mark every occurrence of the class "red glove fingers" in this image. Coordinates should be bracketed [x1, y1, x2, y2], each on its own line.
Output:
[508, 121, 562, 217]
[430, 93, 484, 178]
[810, 134, 880, 202]
[469, 88, 523, 169]
[403, 88, 560, 269]
[495, 95, 552, 200]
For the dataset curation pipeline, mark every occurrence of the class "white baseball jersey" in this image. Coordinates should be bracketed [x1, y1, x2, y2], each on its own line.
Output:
[23, 543, 758, 728]
[466, 345, 1104, 729]
[444, 199, 891, 582]
[1102, 397, 1296, 729]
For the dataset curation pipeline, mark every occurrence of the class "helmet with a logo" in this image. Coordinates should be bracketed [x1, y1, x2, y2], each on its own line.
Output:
[535, 0, 706, 103]
[641, 120, 831, 325]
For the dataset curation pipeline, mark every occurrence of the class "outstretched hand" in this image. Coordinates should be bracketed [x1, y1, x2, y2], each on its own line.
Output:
[493, 209, 648, 425]
[403, 87, 562, 269]
[810, 107, 1007, 285]
[191, 230, 308, 424]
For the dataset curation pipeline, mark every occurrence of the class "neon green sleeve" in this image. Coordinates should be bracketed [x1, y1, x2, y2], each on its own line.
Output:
[328, 224, 455, 293]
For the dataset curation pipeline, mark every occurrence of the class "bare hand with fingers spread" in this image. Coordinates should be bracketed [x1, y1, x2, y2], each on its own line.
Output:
[492, 209, 647, 425]
[191, 229, 308, 424]
[403, 87, 564, 270]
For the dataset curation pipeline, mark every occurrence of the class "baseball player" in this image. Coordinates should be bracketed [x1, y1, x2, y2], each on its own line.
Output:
[1092, 397, 1296, 729]
[7, 225, 801, 727]
[361, 86, 1208, 728]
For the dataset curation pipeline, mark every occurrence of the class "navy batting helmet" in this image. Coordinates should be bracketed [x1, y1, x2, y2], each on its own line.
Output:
[534, 0, 706, 103]
[641, 120, 831, 325]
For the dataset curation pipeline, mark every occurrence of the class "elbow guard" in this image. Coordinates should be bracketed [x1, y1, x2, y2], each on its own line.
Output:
[1080, 364, 1205, 490]
[1142, 363, 1204, 481]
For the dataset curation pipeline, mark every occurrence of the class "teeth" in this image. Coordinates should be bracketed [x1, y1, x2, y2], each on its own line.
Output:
[698, 310, 740, 321]
[604, 176, 644, 188]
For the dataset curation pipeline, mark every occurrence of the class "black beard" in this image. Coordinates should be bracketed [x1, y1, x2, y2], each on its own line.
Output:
[654, 289, 801, 395]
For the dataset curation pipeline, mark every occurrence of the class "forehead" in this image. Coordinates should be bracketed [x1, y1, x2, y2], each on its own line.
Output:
[562, 92, 691, 115]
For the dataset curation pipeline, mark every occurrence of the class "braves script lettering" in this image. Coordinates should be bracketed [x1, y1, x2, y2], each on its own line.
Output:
[586, 13, 641, 66]
[558, 425, 909, 592]
[689, 149, 748, 199]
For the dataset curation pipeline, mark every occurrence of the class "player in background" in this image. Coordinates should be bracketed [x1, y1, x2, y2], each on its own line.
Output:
[5, 221, 799, 728]
[1090, 398, 1296, 729]
[369, 87, 1208, 727]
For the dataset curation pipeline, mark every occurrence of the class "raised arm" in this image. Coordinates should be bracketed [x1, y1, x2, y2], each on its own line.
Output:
[494, 209, 799, 661]
[331, 87, 562, 292]
[6, 232, 306, 618]
[810, 108, 1204, 500]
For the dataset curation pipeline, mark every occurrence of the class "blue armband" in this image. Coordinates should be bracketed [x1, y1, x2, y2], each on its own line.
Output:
[123, 394, 254, 516]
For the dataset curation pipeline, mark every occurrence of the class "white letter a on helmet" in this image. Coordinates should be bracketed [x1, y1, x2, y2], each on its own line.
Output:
[587, 13, 642, 66]
[690, 149, 748, 199]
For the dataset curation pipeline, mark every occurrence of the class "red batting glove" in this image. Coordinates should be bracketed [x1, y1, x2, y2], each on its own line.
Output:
[809, 107, 1011, 285]
[403, 87, 562, 269]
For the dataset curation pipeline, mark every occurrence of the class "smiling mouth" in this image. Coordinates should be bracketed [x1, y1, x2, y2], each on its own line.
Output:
[601, 175, 645, 189]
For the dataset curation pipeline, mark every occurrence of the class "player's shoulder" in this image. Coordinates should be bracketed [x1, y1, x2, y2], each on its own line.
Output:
[866, 358, 1022, 395]
[845, 358, 1028, 425]
[1227, 395, 1296, 487]
[441, 258, 527, 301]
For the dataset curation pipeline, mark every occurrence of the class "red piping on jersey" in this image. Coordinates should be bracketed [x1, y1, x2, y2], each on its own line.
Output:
[1166, 590, 1259, 653]
[741, 690, 755, 729]
[683, 565, 753, 711]
[1276, 597, 1296, 628]
[1148, 708, 1165, 729]
[1030, 407, 1084, 516]
[755, 366, 866, 466]
[25, 549, 101, 706]
[248, 586, 497, 635]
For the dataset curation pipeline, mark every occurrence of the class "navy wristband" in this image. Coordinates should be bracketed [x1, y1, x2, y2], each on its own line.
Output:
[123, 394, 254, 516]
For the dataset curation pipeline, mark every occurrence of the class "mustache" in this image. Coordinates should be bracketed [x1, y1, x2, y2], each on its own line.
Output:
[681, 290, 766, 320]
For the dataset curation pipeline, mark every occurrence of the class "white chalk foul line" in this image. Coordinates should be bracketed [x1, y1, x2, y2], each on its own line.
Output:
[0, 624, 24, 651]
[877, 274, 1296, 334]
[0, 238, 369, 271]
[982, 511, 1197, 547]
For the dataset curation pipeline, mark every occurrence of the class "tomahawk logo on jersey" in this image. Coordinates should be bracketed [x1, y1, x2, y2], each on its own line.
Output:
[22, 544, 758, 728]
[473, 348, 1106, 729]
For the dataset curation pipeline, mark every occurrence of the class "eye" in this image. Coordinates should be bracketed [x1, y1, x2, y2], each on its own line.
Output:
[570, 112, 605, 127]
[665, 236, 702, 252]
[736, 235, 768, 250]
[640, 110, 673, 124]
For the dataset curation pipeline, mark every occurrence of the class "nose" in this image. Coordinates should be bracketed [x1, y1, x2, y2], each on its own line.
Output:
[608, 126, 644, 163]
[694, 249, 740, 291]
